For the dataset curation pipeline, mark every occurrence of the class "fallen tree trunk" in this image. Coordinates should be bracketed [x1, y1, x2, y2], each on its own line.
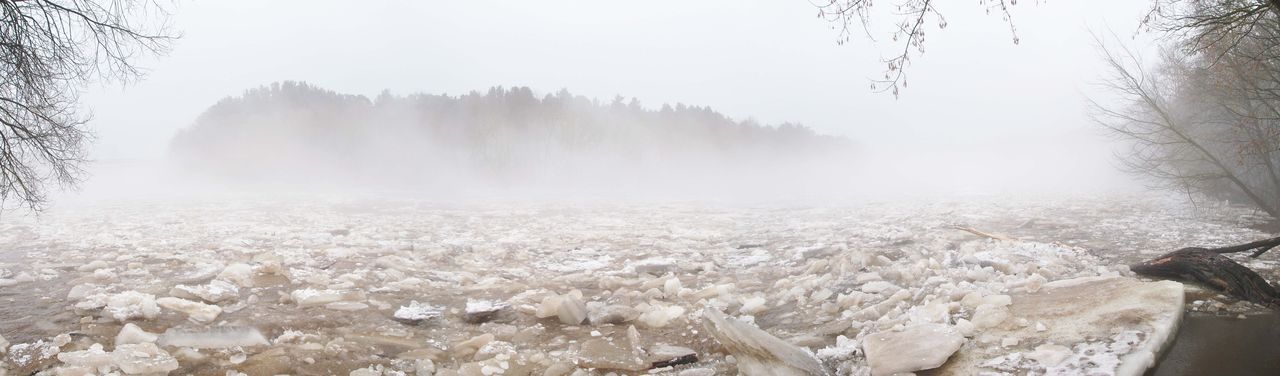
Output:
[1131, 241, 1280, 310]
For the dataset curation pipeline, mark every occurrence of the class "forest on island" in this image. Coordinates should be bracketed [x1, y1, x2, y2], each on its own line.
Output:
[169, 82, 851, 196]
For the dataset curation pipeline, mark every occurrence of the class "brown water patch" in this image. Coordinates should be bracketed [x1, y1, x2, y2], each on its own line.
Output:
[1148, 312, 1280, 376]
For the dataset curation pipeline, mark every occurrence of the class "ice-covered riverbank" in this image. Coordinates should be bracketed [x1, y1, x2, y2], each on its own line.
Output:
[0, 195, 1273, 375]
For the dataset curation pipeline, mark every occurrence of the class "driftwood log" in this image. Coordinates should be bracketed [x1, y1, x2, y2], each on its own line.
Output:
[951, 225, 1280, 310]
[1130, 236, 1280, 310]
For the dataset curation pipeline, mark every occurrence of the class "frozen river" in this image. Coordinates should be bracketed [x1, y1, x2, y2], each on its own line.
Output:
[0, 195, 1274, 375]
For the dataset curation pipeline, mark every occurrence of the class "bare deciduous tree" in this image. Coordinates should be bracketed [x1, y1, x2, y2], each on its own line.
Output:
[1093, 2, 1280, 217]
[0, 0, 174, 210]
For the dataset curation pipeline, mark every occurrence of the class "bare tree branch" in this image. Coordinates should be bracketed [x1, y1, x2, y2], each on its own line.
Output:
[813, 0, 1020, 97]
[0, 0, 174, 211]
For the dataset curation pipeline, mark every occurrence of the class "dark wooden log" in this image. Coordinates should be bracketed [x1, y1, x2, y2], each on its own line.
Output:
[1204, 235, 1280, 258]
[1131, 246, 1280, 310]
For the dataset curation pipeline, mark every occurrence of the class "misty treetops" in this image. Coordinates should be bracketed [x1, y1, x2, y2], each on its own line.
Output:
[169, 81, 847, 192]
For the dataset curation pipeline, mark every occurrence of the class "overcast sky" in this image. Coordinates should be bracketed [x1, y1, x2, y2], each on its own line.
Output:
[79, 0, 1159, 194]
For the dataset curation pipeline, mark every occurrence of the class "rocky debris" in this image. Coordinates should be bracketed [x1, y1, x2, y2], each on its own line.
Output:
[115, 323, 158, 345]
[111, 343, 180, 374]
[463, 299, 508, 324]
[157, 327, 270, 349]
[862, 324, 965, 376]
[393, 300, 443, 324]
[156, 297, 222, 323]
[648, 344, 698, 368]
[102, 291, 160, 322]
[0, 334, 7, 354]
[702, 308, 830, 376]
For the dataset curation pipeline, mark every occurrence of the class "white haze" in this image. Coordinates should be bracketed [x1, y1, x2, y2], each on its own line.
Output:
[61, 0, 1161, 205]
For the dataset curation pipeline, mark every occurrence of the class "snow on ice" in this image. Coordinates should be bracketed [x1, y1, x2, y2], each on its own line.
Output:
[0, 195, 1271, 374]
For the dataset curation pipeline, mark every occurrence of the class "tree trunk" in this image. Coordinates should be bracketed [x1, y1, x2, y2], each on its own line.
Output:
[1131, 237, 1280, 310]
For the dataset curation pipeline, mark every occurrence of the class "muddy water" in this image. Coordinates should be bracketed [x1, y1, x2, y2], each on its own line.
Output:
[0, 248, 79, 344]
[1148, 312, 1280, 376]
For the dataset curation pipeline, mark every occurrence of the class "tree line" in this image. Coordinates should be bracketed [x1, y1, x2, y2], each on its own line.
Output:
[168, 82, 850, 191]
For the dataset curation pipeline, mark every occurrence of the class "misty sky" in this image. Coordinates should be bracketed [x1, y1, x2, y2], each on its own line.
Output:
[80, 0, 1159, 194]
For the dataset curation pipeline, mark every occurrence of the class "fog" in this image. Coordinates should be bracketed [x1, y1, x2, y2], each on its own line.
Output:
[9, 2, 1280, 375]
[62, 0, 1156, 204]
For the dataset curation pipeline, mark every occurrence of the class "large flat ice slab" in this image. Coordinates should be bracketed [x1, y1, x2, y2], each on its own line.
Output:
[936, 276, 1184, 376]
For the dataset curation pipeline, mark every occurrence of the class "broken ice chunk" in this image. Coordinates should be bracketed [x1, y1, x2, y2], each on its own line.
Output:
[170, 279, 239, 304]
[76, 260, 110, 272]
[860, 281, 899, 294]
[535, 295, 563, 319]
[557, 294, 588, 325]
[464, 299, 508, 324]
[452, 333, 494, 358]
[157, 326, 270, 349]
[325, 301, 370, 311]
[56, 343, 112, 369]
[739, 296, 767, 315]
[176, 262, 223, 283]
[291, 288, 362, 308]
[111, 343, 179, 374]
[66, 284, 104, 301]
[102, 291, 160, 322]
[588, 305, 640, 325]
[937, 276, 1184, 376]
[217, 263, 255, 288]
[393, 300, 443, 324]
[6, 340, 61, 373]
[970, 297, 1012, 330]
[115, 323, 158, 345]
[637, 304, 686, 328]
[648, 344, 698, 368]
[1027, 343, 1072, 367]
[702, 308, 830, 376]
[863, 324, 965, 376]
[156, 297, 222, 323]
[578, 338, 647, 371]
[633, 258, 677, 276]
